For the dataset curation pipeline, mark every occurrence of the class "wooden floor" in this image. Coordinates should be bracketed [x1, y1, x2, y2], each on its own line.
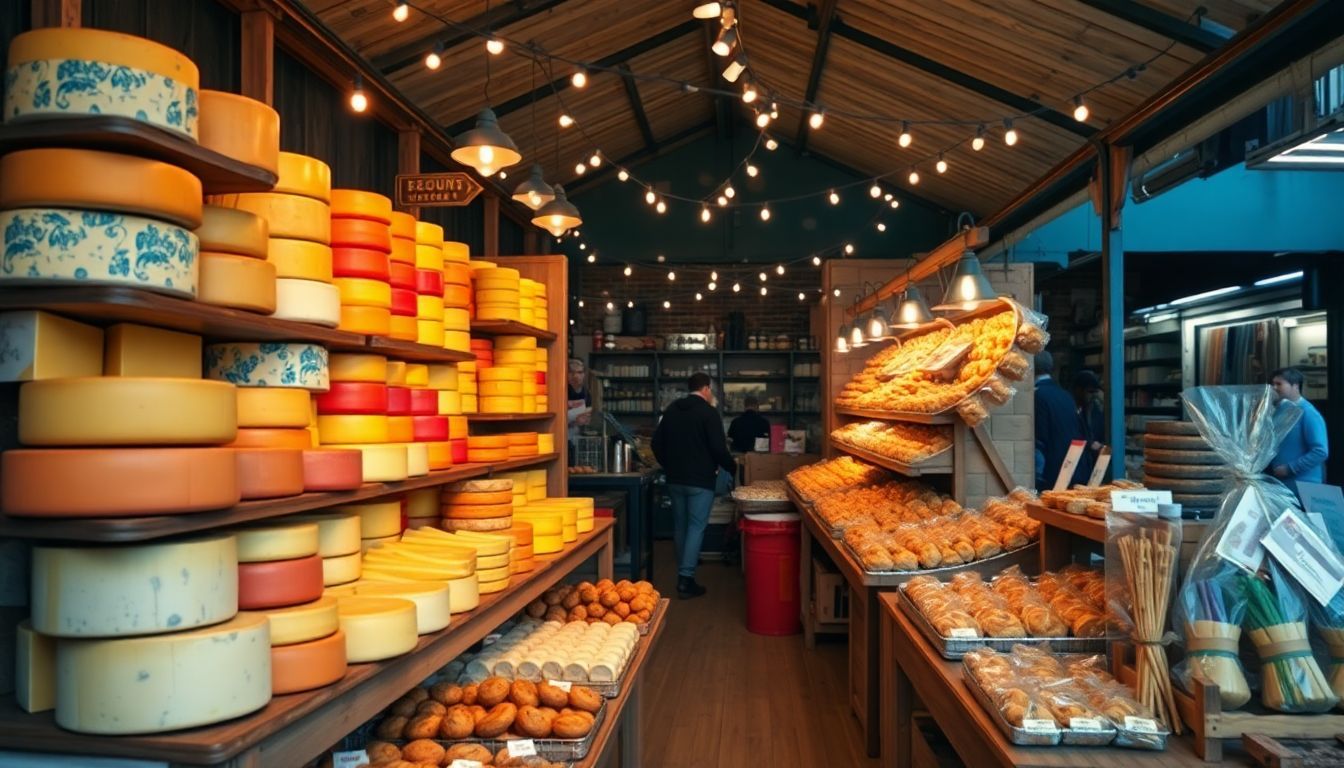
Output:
[636, 543, 879, 767]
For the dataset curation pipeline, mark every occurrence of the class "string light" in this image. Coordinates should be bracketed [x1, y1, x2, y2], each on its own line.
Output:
[741, 81, 758, 103]
[889, 199, 900, 209]
[578, 242, 586, 249]
[755, 112, 770, 128]
[869, 184, 881, 198]
[877, 222, 887, 232]
[574, 163, 586, 175]
[696, 292, 704, 301]
[708, 281, 717, 291]
[898, 121, 912, 148]
[425, 42, 444, 70]
[884, 193, 893, 201]
[844, 243, 855, 255]
[663, 300, 671, 309]
[972, 125, 986, 151]
[829, 190, 840, 205]
[692, 2, 722, 19]
[717, 195, 728, 206]
[667, 270, 676, 281]
[765, 137, 779, 151]
[589, 153, 601, 167]
[712, 26, 737, 56]
[776, 264, 785, 275]
[645, 189, 656, 205]
[587, 253, 596, 263]
[1072, 96, 1089, 122]
[1003, 118, 1018, 146]
[723, 53, 748, 83]
[392, 3, 409, 22]
[485, 37, 504, 55]
[746, 163, 758, 177]
[732, 282, 742, 293]
[572, 69, 588, 89]
[700, 207, 711, 222]
[606, 301, 614, 311]
[627, 300, 634, 308]
[759, 206, 770, 221]
[724, 185, 736, 199]
[798, 292, 806, 300]
[833, 288, 841, 297]
[809, 109, 825, 129]
[558, 114, 574, 127]
[812, 255, 822, 266]
[908, 168, 920, 185]
[711, 270, 719, 281]
[769, 102, 779, 120]
[758, 271, 768, 282]
[623, 265, 633, 276]
[760, 286, 768, 296]
[936, 154, 948, 174]
[655, 200, 667, 214]
[617, 169, 629, 181]
[578, 299, 584, 307]
[349, 75, 368, 112]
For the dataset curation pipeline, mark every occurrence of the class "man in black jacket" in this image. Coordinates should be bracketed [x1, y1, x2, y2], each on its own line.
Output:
[652, 372, 737, 598]
[727, 395, 772, 453]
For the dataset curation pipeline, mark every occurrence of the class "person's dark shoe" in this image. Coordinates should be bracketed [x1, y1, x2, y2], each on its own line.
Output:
[677, 577, 707, 599]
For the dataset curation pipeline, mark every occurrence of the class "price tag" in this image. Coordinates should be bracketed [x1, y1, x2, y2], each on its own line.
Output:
[483, 633, 502, 646]
[1124, 716, 1159, 734]
[1261, 509, 1344, 606]
[1086, 446, 1111, 487]
[1052, 441, 1087, 492]
[1110, 489, 1173, 514]
[507, 739, 538, 758]
[948, 627, 979, 638]
[1215, 489, 1270, 573]
[919, 340, 972, 375]
[449, 761, 484, 768]
[332, 751, 369, 768]
[547, 679, 573, 691]
[1069, 717, 1105, 731]
[1021, 718, 1058, 733]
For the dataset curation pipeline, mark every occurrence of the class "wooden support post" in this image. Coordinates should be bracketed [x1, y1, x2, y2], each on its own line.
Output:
[397, 129, 421, 218]
[524, 229, 542, 255]
[1095, 143, 1129, 479]
[483, 195, 500, 257]
[240, 8, 275, 105]
[32, 0, 78, 27]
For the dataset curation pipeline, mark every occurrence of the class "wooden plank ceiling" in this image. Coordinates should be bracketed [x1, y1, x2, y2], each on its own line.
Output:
[301, 0, 1270, 216]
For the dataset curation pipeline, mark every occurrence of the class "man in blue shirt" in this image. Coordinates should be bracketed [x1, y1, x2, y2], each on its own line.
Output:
[1269, 367, 1329, 496]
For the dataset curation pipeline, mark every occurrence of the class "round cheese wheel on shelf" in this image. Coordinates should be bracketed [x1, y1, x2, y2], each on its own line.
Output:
[389, 237, 416, 265]
[443, 284, 472, 308]
[416, 320, 445, 347]
[479, 380, 523, 397]
[389, 212, 416, 240]
[447, 417, 469, 440]
[330, 190, 392, 224]
[301, 448, 364, 491]
[477, 305, 521, 321]
[354, 581, 451, 634]
[415, 268, 444, 297]
[476, 267, 521, 282]
[0, 148, 204, 229]
[387, 415, 414, 443]
[533, 533, 564, 554]
[330, 218, 391, 252]
[437, 390, 463, 416]
[506, 432, 537, 446]
[234, 520, 320, 563]
[409, 388, 438, 415]
[405, 516, 438, 531]
[443, 307, 470, 332]
[494, 351, 536, 368]
[271, 628, 347, 694]
[31, 533, 238, 637]
[328, 353, 387, 383]
[205, 342, 329, 392]
[442, 241, 469, 264]
[479, 367, 523, 382]
[406, 442, 429, 477]
[385, 317, 414, 342]
[339, 305, 392, 336]
[54, 613, 271, 735]
[335, 499, 402, 540]
[494, 336, 538, 350]
[361, 534, 400, 553]
[199, 251, 277, 313]
[229, 427, 312, 450]
[331, 247, 390, 281]
[316, 414, 389, 444]
[336, 596, 419, 662]
[442, 503, 512, 521]
[267, 238, 333, 282]
[450, 439, 468, 463]
[447, 574, 480, 613]
[323, 551, 362, 586]
[386, 386, 411, 415]
[508, 522, 534, 546]
[287, 512, 361, 557]
[461, 395, 478, 413]
[404, 487, 438, 519]
[465, 446, 509, 463]
[234, 447, 305, 499]
[514, 512, 562, 537]
[195, 205, 268, 259]
[19, 378, 236, 447]
[478, 577, 510, 595]
[275, 152, 332, 203]
[467, 435, 508, 449]
[198, 90, 280, 174]
[314, 381, 388, 415]
[416, 295, 445, 322]
[271, 278, 341, 327]
[413, 244, 443, 271]
[236, 387, 311, 428]
[414, 221, 444, 247]
[425, 364, 458, 390]
[402, 364, 427, 388]
[260, 595, 339, 646]
[426, 440, 453, 470]
[238, 554, 323, 609]
[476, 289, 520, 305]
[207, 192, 330, 244]
[334, 277, 392, 309]
[411, 415, 449, 442]
[442, 262, 472, 287]
[390, 287, 418, 317]
[577, 517, 594, 534]
[443, 488, 514, 506]
[444, 330, 472, 353]
[480, 396, 524, 413]
[388, 260, 417, 290]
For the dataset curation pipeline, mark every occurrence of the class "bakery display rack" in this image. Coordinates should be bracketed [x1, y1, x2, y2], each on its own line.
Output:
[827, 437, 953, 477]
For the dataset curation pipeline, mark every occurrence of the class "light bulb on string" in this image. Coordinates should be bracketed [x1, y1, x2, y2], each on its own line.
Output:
[700, 207, 711, 223]
[558, 114, 574, 128]
[667, 270, 676, 281]
[760, 286, 768, 296]
[645, 189, 656, 205]
[655, 200, 667, 214]
[732, 282, 741, 293]
[425, 42, 443, 70]
[708, 281, 717, 291]
[623, 265, 632, 277]
[589, 153, 601, 167]
[1003, 118, 1018, 146]
[812, 255, 822, 266]
[717, 195, 728, 207]
[606, 301, 614, 311]
[758, 271, 768, 282]
[657, 254, 665, 263]
[844, 243, 854, 255]
[587, 254, 596, 263]
[877, 222, 886, 232]
[392, 3, 409, 22]
[828, 189, 840, 205]
[617, 169, 629, 181]
[776, 264, 785, 275]
[972, 125, 986, 151]
[869, 184, 881, 198]
[574, 163, 586, 175]
[833, 287, 841, 297]
[627, 300, 634, 309]
[663, 300, 671, 309]
[711, 270, 719, 281]
[349, 75, 368, 113]
[579, 243, 587, 250]
[798, 292, 805, 300]
[884, 193, 893, 201]
[485, 37, 504, 55]
[908, 168, 920, 185]
[578, 299, 584, 308]
[765, 138, 779, 151]
[769, 102, 779, 120]
[692, 2, 722, 19]
[759, 206, 770, 221]
[809, 109, 825, 129]
[724, 185, 736, 199]
[746, 163, 758, 177]
[936, 154, 948, 174]
[742, 81, 758, 103]
[722, 52, 747, 83]
[572, 70, 588, 89]
[898, 121, 912, 148]
[712, 25, 737, 56]
[1072, 96, 1089, 122]
[755, 112, 770, 128]
[696, 292, 703, 301]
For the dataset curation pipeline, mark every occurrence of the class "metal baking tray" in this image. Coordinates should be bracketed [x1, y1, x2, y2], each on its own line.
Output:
[962, 671, 1061, 746]
[896, 585, 1108, 660]
[636, 596, 667, 636]
[844, 539, 1038, 577]
[732, 496, 795, 512]
[406, 702, 606, 761]
[1111, 716, 1170, 750]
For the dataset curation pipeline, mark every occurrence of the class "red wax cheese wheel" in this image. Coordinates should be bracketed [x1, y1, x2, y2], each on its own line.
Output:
[386, 387, 411, 416]
[0, 447, 240, 517]
[390, 288, 418, 317]
[314, 382, 388, 415]
[388, 261, 416, 290]
[415, 269, 444, 296]
[470, 339, 494, 351]
[302, 449, 365, 491]
[412, 415, 448, 442]
[331, 247, 390, 281]
[238, 554, 324, 609]
[330, 190, 392, 224]
[450, 439, 468, 464]
[408, 389, 438, 416]
[443, 284, 471, 307]
[271, 629, 348, 694]
[230, 428, 312, 450]
[330, 218, 391, 252]
[234, 447, 304, 499]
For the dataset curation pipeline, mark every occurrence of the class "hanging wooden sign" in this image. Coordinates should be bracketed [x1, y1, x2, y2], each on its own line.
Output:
[395, 172, 483, 207]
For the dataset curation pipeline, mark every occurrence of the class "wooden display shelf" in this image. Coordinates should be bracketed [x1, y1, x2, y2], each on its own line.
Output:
[469, 319, 558, 342]
[0, 453, 558, 543]
[0, 116, 278, 194]
[574, 597, 669, 767]
[467, 412, 556, 421]
[0, 520, 615, 767]
[1027, 501, 1107, 542]
[829, 438, 953, 477]
[1028, 502, 1209, 571]
[834, 406, 957, 424]
[367, 336, 474, 363]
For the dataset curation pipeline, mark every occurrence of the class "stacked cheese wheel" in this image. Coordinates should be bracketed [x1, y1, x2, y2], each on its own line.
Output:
[525, 497, 595, 537]
[402, 525, 513, 595]
[337, 499, 408, 581]
[209, 153, 335, 322]
[458, 359, 479, 414]
[387, 212, 418, 341]
[536, 344, 550, 415]
[410, 363, 455, 469]
[442, 241, 472, 352]
[505, 431, 540, 459]
[527, 469, 548, 502]
[407, 223, 445, 347]
[405, 486, 440, 530]
[198, 89, 281, 174]
[508, 519, 537, 573]
[530, 278, 551, 331]
[442, 477, 514, 533]
[494, 336, 540, 412]
[473, 266, 521, 322]
[359, 525, 488, 606]
[518, 278, 538, 327]
[24, 534, 273, 733]
[462, 617, 639, 685]
[517, 501, 577, 544]
[331, 189, 395, 341]
[319, 353, 408, 483]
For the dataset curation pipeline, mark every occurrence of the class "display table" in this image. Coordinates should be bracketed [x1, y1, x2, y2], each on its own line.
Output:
[575, 597, 669, 768]
[568, 470, 657, 580]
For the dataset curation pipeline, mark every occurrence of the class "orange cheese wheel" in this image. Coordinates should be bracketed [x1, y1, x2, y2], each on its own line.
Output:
[442, 502, 513, 519]
[390, 237, 416, 265]
[328, 354, 387, 383]
[207, 192, 330, 244]
[199, 252, 277, 313]
[507, 522, 534, 546]
[234, 447, 305, 500]
[513, 557, 536, 573]
[476, 289, 520, 305]
[338, 306, 392, 336]
[467, 447, 510, 463]
[442, 489, 514, 505]
[447, 416, 468, 440]
[479, 381, 522, 397]
[0, 148, 203, 229]
[271, 629, 347, 694]
[478, 367, 522, 382]
[414, 221, 444, 247]
[330, 218, 392, 252]
[442, 516, 512, 532]
[18, 378, 238, 447]
[426, 440, 453, 470]
[199, 91, 280, 175]
[238, 554, 324, 610]
[507, 445, 538, 458]
[443, 331, 471, 353]
[0, 447, 240, 517]
[229, 428, 313, 450]
[316, 415, 388, 444]
[195, 205, 268, 259]
[334, 277, 392, 309]
[466, 435, 508, 449]
[236, 387, 311, 428]
[476, 305, 520, 321]
[386, 415, 414, 443]
[302, 449, 365, 491]
[443, 284, 472, 308]
[389, 212, 416, 240]
[442, 241, 469, 264]
[275, 152, 332, 203]
[267, 238, 333, 282]
[330, 190, 393, 224]
[331, 247, 390, 281]
[389, 315, 418, 341]
[442, 263, 472, 287]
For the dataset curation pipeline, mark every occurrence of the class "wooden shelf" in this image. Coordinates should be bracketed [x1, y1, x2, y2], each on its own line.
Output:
[829, 439, 953, 477]
[1126, 357, 1181, 368]
[0, 453, 559, 543]
[1025, 501, 1106, 543]
[575, 597, 669, 767]
[367, 337, 474, 363]
[834, 406, 957, 424]
[0, 519, 615, 767]
[0, 116, 277, 194]
[469, 319, 557, 341]
[466, 412, 556, 422]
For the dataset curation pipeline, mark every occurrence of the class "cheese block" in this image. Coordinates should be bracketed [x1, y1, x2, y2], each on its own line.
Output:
[414, 221, 444, 247]
[533, 532, 564, 554]
[323, 551, 363, 586]
[412, 415, 449, 442]
[198, 90, 280, 174]
[416, 319, 445, 347]
[234, 521, 320, 563]
[480, 396, 524, 413]
[0, 208, 199, 298]
[54, 613, 271, 734]
[334, 277, 392, 309]
[444, 330, 471, 353]
[336, 499, 402, 539]
[354, 581, 451, 634]
[16, 621, 55, 713]
[329, 353, 387, 383]
[301, 448, 364, 491]
[478, 577, 509, 595]
[386, 384, 410, 411]
[0, 148, 203, 228]
[386, 415, 414, 443]
[1, 446, 240, 517]
[477, 305, 521, 321]
[363, 542, 476, 571]
[238, 554, 324, 609]
[401, 526, 507, 555]
[195, 205, 268, 259]
[330, 218, 391, 253]
[390, 237, 416, 265]
[208, 193, 331, 244]
[390, 287, 418, 317]
[448, 574, 480, 613]
[336, 596, 419, 662]
[272, 278, 341, 327]
[19, 377, 236, 446]
[442, 262, 472, 287]
[6, 28, 200, 141]
[339, 305, 392, 336]
[234, 447, 305, 499]
[425, 364, 459, 390]
[205, 342, 329, 392]
[409, 387, 438, 415]
[538, 434, 554, 454]
[443, 284, 472, 308]
[442, 241, 469, 264]
[236, 387, 312, 427]
[103, 323, 201, 379]
[331, 190, 393, 225]
[476, 288, 520, 305]
[314, 381, 387, 414]
[442, 516, 512, 532]
[0, 310, 103, 382]
[479, 380, 523, 397]
[32, 534, 238, 637]
[389, 212, 416, 240]
[406, 442, 430, 477]
[267, 238, 333, 282]
[199, 251, 277, 313]
[230, 427, 312, 450]
[426, 440, 453, 470]
[275, 152, 332, 203]
[443, 307, 471, 332]
[331, 246, 391, 281]
[288, 512, 361, 557]
[271, 628, 347, 694]
[361, 534, 401, 553]
[361, 559, 474, 583]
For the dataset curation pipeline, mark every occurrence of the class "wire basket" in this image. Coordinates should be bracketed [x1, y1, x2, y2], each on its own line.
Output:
[575, 435, 605, 471]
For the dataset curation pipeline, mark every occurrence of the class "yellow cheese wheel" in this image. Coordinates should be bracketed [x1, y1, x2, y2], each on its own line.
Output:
[476, 267, 521, 282]
[414, 244, 444, 271]
[259, 595, 339, 646]
[322, 551, 362, 586]
[416, 320, 445, 347]
[8, 27, 199, 87]
[198, 251, 277, 313]
[514, 513, 563, 536]
[330, 190, 392, 224]
[414, 221, 444, 247]
[416, 294, 445, 321]
[208, 192, 330, 244]
[448, 415, 468, 439]
[321, 443, 408, 482]
[271, 278, 341, 327]
[389, 315, 418, 341]
[479, 367, 523, 382]
[385, 361, 408, 386]
[493, 350, 536, 366]
[329, 353, 387, 383]
[476, 564, 510, 583]
[494, 336, 538, 351]
[426, 440, 452, 470]
[442, 241, 469, 264]
[479, 381, 523, 397]
[443, 308, 470, 331]
[353, 581, 451, 634]
[468, 447, 510, 463]
[426, 364, 459, 391]
[446, 574, 480, 613]
[473, 277, 520, 291]
[316, 415, 388, 444]
[196, 205, 268, 259]
[561, 524, 577, 543]
[506, 432, 537, 446]
[478, 577, 510, 594]
[287, 512, 362, 557]
[234, 521, 320, 562]
[236, 387, 312, 428]
[19, 378, 236, 446]
[336, 596, 418, 662]
[480, 396, 524, 413]
[476, 289, 520, 305]
[476, 305, 521, 322]
[332, 499, 401, 539]
[361, 534, 400, 553]
[477, 552, 510, 570]
[469, 260, 497, 271]
[405, 364, 429, 388]
[390, 237, 416, 265]
[268, 238, 333, 282]
[443, 284, 472, 309]
[461, 394, 478, 413]
[334, 277, 392, 309]
[577, 517, 594, 533]
[405, 441, 430, 477]
[444, 330, 471, 353]
[339, 306, 392, 336]
[275, 152, 332, 203]
[389, 212, 416, 240]
[533, 532, 564, 554]
[199, 91, 280, 175]
[0, 149, 203, 229]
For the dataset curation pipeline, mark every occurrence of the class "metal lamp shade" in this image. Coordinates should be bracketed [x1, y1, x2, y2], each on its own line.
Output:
[512, 164, 555, 210]
[835, 324, 850, 353]
[451, 108, 521, 177]
[865, 308, 890, 341]
[532, 184, 582, 237]
[935, 251, 998, 311]
[892, 285, 935, 328]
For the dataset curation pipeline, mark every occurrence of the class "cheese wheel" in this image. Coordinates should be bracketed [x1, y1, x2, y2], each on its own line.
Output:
[208, 192, 331, 244]
[334, 277, 392, 309]
[235, 447, 305, 499]
[467, 435, 509, 449]
[302, 448, 365, 491]
[205, 342, 330, 392]
[477, 564, 510, 583]
[443, 283, 472, 308]
[514, 512, 562, 536]
[275, 152, 332, 203]
[198, 90, 280, 173]
[427, 364, 459, 391]
[479, 380, 523, 397]
[478, 577, 509, 595]
[448, 574, 480, 613]
[199, 251, 277, 313]
[271, 278, 341, 327]
[494, 351, 536, 367]
[336, 597, 419, 662]
[444, 489, 514, 506]
[506, 432, 537, 446]
[577, 517, 594, 533]
[336, 500, 402, 539]
[443, 502, 512, 519]
[361, 534, 400, 553]
[354, 581, 451, 634]
[401, 486, 437, 519]
[389, 212, 416, 240]
[479, 367, 523, 382]
[386, 415, 414, 443]
[329, 353, 387, 383]
[443, 307, 470, 332]
[19, 377, 236, 446]
[339, 305, 392, 335]
[389, 317, 418, 343]
[413, 243, 443, 271]
[442, 241, 469, 264]
[513, 557, 536, 573]
[418, 321, 447, 347]
[331, 247, 391, 281]
[314, 381, 388, 414]
[451, 439, 468, 463]
[533, 533, 564, 554]
[480, 396, 524, 413]
[390, 287, 418, 317]
[234, 521, 320, 563]
[409, 387, 437, 415]
[442, 262, 472, 287]
[271, 628, 347, 694]
[267, 238, 333, 282]
[330, 218, 391, 253]
[476, 289, 520, 305]
[467, 449, 514, 466]
[444, 330, 472, 353]
[412, 415, 449, 442]
[406, 442, 429, 477]
[229, 427, 312, 450]
[415, 268, 444, 297]
[235, 387, 310, 428]
[473, 277, 517, 291]
[323, 551, 362, 586]
[288, 512, 361, 557]
[32, 534, 238, 637]
[317, 414, 389, 444]
[414, 221, 444, 247]
[403, 363, 429, 387]
[442, 516, 511, 532]
[331, 190, 393, 224]
[508, 523, 534, 547]
[447, 478, 513, 494]
[426, 440, 453, 470]
[478, 552, 510, 570]
[476, 267, 520, 282]
[477, 305, 521, 321]
[238, 554, 323, 609]
[390, 237, 416, 265]
[54, 613, 270, 735]
[0, 148, 203, 228]
[493, 336, 538, 350]
[417, 294, 445, 321]
[386, 385, 411, 414]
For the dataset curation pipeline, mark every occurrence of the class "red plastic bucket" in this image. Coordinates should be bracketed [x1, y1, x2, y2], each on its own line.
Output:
[740, 515, 801, 636]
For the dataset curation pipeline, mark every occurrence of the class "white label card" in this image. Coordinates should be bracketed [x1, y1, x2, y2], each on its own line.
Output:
[507, 740, 538, 758]
[1298, 482, 1344, 520]
[948, 627, 979, 638]
[332, 751, 369, 768]
[1052, 441, 1087, 492]
[1261, 509, 1344, 606]
[1214, 489, 1270, 573]
[449, 761, 484, 768]
[920, 340, 972, 374]
[1110, 489, 1173, 514]
[1124, 716, 1159, 734]
[1069, 717, 1105, 731]
[1087, 447, 1111, 487]
[1021, 718, 1059, 733]
[548, 679, 573, 691]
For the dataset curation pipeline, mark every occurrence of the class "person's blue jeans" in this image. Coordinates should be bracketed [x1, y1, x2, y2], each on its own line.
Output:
[668, 482, 716, 579]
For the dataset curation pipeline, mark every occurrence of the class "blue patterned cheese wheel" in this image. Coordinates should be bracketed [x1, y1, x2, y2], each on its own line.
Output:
[0, 208, 198, 297]
[4, 28, 200, 140]
[205, 342, 330, 392]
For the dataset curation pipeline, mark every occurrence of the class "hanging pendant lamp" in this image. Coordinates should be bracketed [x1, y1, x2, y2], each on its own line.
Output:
[532, 183, 582, 237]
[865, 305, 891, 341]
[849, 322, 867, 348]
[892, 285, 935, 329]
[512, 164, 554, 210]
[451, 107, 521, 177]
[835, 324, 851, 354]
[934, 250, 998, 311]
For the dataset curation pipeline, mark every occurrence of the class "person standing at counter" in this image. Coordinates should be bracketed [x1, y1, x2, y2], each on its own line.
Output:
[1269, 367, 1328, 496]
[566, 358, 592, 464]
[1034, 350, 1083, 489]
[652, 372, 737, 600]
[727, 395, 771, 453]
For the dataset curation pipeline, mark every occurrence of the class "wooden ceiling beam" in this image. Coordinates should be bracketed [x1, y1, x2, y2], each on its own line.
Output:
[372, 0, 574, 74]
[793, 0, 839, 155]
[565, 120, 717, 196]
[1072, 0, 1226, 53]
[618, 64, 658, 151]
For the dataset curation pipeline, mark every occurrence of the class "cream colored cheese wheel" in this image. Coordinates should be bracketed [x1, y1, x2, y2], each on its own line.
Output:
[354, 581, 451, 634]
[447, 573, 481, 613]
[260, 595, 339, 646]
[321, 442, 408, 482]
[336, 596, 418, 662]
[234, 521, 320, 562]
[287, 511, 361, 557]
[19, 378, 237, 446]
[323, 551, 363, 586]
[272, 278, 341, 327]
